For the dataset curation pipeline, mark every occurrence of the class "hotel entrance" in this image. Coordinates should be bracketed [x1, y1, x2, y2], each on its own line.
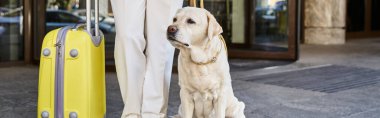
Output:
[31, 0, 299, 68]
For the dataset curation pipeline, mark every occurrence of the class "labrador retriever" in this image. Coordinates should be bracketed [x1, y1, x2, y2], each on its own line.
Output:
[167, 7, 246, 118]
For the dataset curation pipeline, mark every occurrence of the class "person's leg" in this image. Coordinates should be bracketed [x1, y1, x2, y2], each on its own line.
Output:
[141, 0, 183, 118]
[111, 0, 146, 118]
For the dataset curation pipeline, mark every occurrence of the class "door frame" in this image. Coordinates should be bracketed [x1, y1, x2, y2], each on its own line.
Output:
[228, 0, 299, 60]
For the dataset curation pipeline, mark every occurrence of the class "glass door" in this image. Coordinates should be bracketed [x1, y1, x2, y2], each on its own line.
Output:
[251, 0, 289, 51]
[346, 0, 365, 32]
[0, 0, 24, 62]
[204, 0, 298, 60]
[371, 0, 380, 31]
[346, 0, 380, 38]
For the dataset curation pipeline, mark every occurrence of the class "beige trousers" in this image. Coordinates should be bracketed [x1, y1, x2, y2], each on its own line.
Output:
[110, 0, 183, 118]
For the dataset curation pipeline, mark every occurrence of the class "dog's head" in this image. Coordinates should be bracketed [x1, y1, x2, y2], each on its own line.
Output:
[167, 7, 223, 49]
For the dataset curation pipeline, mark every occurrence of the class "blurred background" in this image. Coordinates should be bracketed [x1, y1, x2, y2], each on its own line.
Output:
[1, 0, 379, 67]
[0, 0, 297, 67]
[1, 0, 378, 66]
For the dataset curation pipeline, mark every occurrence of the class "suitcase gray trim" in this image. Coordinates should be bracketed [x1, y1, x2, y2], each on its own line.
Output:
[53, 25, 102, 118]
[55, 26, 72, 118]
[74, 23, 104, 47]
[86, 28, 104, 47]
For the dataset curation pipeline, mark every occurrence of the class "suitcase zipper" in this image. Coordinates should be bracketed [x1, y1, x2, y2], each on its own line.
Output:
[55, 26, 72, 118]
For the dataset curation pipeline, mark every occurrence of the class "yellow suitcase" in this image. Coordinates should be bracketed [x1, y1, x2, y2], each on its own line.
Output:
[37, 0, 105, 117]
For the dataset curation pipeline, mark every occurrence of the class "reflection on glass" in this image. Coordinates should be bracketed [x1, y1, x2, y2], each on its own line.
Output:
[202, 0, 232, 44]
[372, 0, 380, 31]
[45, 0, 115, 61]
[190, 0, 290, 52]
[0, 0, 24, 62]
[253, 0, 288, 52]
[201, 0, 249, 46]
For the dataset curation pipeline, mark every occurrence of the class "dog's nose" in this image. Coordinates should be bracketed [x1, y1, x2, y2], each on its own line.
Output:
[167, 25, 178, 34]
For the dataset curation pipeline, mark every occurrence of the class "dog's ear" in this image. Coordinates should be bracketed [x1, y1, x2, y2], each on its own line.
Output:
[206, 11, 223, 40]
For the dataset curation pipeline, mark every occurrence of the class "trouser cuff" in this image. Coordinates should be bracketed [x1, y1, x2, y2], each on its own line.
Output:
[121, 113, 141, 118]
[141, 112, 165, 118]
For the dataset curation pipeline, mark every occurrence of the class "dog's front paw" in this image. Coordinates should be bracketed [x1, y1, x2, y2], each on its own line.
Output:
[169, 114, 182, 118]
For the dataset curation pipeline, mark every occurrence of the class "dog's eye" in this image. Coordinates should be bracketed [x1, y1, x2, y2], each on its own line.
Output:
[173, 18, 177, 22]
[187, 19, 196, 24]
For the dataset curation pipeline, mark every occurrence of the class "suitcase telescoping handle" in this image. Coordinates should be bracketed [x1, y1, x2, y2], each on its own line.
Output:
[86, 0, 99, 36]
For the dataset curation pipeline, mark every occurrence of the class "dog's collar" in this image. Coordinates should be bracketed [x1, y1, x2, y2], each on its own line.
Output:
[191, 35, 227, 65]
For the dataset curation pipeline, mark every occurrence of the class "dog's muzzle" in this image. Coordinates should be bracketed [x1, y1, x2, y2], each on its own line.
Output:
[167, 25, 178, 41]
[167, 25, 189, 47]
